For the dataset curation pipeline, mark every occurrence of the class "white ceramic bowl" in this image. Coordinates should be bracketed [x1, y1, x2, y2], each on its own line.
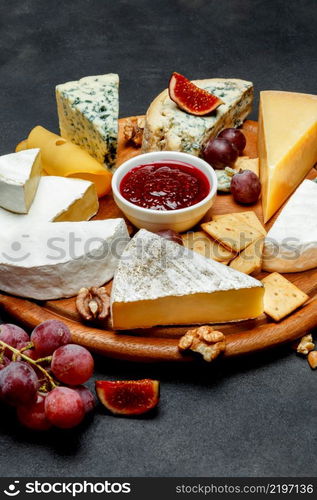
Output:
[112, 151, 218, 232]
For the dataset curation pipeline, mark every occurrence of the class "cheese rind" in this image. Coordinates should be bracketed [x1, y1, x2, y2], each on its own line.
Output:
[263, 180, 317, 272]
[111, 229, 264, 329]
[0, 149, 41, 213]
[0, 219, 130, 300]
[142, 78, 253, 156]
[56, 74, 119, 170]
[258, 90, 317, 222]
[0, 176, 99, 236]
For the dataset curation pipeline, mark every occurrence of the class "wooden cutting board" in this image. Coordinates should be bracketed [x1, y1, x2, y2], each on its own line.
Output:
[0, 118, 316, 363]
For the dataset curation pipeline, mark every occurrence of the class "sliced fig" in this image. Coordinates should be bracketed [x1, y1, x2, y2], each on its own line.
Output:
[95, 379, 160, 416]
[168, 72, 223, 116]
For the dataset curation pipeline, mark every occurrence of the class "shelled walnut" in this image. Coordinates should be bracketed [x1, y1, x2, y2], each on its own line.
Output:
[123, 117, 145, 147]
[296, 334, 315, 355]
[178, 326, 226, 362]
[76, 287, 110, 321]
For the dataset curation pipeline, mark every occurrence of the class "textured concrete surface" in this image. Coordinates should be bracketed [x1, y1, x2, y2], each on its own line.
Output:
[0, 0, 316, 477]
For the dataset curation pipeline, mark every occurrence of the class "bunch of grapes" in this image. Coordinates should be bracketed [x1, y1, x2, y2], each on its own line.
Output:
[0, 320, 95, 430]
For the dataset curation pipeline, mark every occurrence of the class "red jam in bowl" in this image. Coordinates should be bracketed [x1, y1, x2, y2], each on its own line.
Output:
[119, 160, 210, 211]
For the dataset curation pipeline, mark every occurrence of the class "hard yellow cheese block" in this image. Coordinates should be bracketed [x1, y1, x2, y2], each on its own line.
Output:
[258, 91, 317, 222]
[16, 126, 112, 198]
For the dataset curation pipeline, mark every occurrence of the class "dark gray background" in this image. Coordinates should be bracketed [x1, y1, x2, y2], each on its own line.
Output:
[0, 0, 316, 477]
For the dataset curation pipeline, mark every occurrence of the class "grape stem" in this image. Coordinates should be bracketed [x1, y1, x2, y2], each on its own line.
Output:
[0, 340, 57, 390]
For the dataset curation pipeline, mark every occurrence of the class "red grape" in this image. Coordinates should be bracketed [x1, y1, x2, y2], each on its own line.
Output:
[231, 169, 261, 204]
[0, 361, 39, 406]
[31, 320, 71, 357]
[0, 324, 30, 358]
[45, 387, 85, 428]
[73, 386, 96, 413]
[51, 344, 94, 385]
[17, 394, 52, 431]
[203, 137, 238, 169]
[218, 128, 246, 153]
[0, 355, 10, 371]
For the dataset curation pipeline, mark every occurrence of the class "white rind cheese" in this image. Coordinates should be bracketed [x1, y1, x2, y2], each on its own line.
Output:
[56, 74, 119, 170]
[0, 219, 130, 300]
[111, 229, 263, 329]
[0, 176, 99, 236]
[263, 180, 317, 272]
[142, 78, 253, 156]
[0, 149, 41, 214]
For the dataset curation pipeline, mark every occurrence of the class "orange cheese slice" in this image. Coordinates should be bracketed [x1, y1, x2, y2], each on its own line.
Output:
[16, 126, 112, 198]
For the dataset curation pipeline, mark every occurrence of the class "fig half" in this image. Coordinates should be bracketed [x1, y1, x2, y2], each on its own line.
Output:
[95, 379, 160, 416]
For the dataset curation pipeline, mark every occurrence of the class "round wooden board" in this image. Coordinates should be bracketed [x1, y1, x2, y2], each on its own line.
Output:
[0, 118, 317, 363]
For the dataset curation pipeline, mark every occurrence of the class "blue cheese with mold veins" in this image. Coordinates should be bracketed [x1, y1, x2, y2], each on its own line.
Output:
[56, 74, 119, 170]
[142, 78, 253, 156]
[111, 229, 264, 330]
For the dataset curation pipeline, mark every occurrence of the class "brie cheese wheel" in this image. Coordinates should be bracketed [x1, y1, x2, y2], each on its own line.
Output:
[56, 74, 119, 170]
[258, 90, 317, 222]
[111, 229, 264, 330]
[142, 78, 253, 155]
[0, 149, 41, 213]
[0, 219, 130, 300]
[263, 180, 317, 272]
[0, 176, 98, 236]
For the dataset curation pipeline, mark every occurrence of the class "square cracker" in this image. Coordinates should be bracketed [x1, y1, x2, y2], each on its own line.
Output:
[213, 211, 266, 236]
[229, 237, 264, 275]
[201, 215, 262, 253]
[182, 231, 236, 263]
[261, 272, 309, 321]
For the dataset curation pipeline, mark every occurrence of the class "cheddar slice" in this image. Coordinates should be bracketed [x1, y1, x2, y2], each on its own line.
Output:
[258, 90, 317, 222]
[16, 126, 112, 197]
[111, 230, 264, 330]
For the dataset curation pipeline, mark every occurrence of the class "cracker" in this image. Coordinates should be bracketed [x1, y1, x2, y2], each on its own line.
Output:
[182, 231, 236, 263]
[261, 272, 309, 321]
[213, 211, 266, 236]
[229, 237, 264, 275]
[201, 215, 262, 252]
[234, 156, 259, 176]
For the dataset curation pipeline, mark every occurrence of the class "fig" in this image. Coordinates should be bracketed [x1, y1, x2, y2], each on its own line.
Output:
[168, 72, 223, 116]
[155, 229, 183, 245]
[95, 379, 160, 416]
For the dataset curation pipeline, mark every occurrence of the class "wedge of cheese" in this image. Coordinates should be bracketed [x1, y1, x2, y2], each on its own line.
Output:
[111, 230, 264, 330]
[0, 176, 98, 237]
[0, 219, 130, 300]
[0, 149, 41, 214]
[258, 90, 317, 222]
[142, 78, 253, 155]
[263, 180, 317, 272]
[56, 74, 119, 170]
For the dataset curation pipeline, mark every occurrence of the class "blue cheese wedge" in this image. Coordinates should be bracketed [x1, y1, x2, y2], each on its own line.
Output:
[263, 180, 317, 272]
[56, 74, 119, 170]
[142, 78, 253, 155]
[0, 219, 129, 300]
[0, 149, 41, 214]
[111, 229, 263, 329]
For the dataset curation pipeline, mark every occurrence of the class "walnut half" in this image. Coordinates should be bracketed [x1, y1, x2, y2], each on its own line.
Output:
[296, 334, 315, 355]
[76, 287, 110, 321]
[123, 117, 145, 147]
[178, 326, 226, 362]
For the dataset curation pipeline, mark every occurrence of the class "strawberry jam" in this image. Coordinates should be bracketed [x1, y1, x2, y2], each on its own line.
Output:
[120, 161, 210, 211]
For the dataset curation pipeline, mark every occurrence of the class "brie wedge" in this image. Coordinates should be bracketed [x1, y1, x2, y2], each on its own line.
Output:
[111, 230, 264, 330]
[0, 176, 98, 236]
[0, 149, 41, 214]
[142, 78, 253, 155]
[263, 180, 317, 272]
[0, 219, 130, 300]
